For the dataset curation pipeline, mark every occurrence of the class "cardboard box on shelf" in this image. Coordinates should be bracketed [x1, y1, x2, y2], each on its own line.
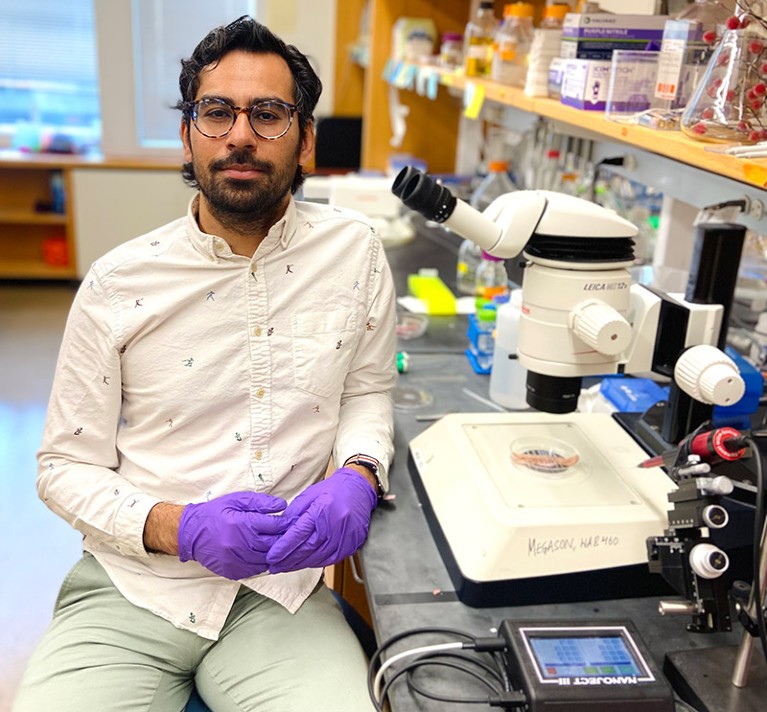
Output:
[560, 59, 613, 110]
[561, 13, 668, 60]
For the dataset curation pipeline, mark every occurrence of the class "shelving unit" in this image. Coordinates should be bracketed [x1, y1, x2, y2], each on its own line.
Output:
[0, 152, 188, 281]
[0, 156, 76, 279]
[439, 71, 767, 191]
[359, 0, 767, 204]
[361, 0, 482, 173]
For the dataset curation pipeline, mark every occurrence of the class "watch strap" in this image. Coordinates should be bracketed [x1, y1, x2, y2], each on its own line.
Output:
[343, 454, 384, 500]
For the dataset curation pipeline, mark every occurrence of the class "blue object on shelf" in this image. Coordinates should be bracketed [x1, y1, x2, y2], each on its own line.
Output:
[599, 377, 668, 413]
[713, 347, 764, 428]
[466, 312, 494, 374]
[465, 347, 493, 374]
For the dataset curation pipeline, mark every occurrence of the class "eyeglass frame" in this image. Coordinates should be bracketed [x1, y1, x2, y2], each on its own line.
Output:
[183, 97, 300, 140]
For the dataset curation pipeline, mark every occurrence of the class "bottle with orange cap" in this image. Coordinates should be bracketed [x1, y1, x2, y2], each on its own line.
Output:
[491, 2, 535, 87]
[541, 2, 570, 30]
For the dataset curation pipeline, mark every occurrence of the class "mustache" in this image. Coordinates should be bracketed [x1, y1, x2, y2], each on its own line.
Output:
[212, 152, 273, 173]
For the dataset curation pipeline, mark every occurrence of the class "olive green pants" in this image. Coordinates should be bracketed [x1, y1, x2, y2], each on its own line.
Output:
[13, 553, 375, 712]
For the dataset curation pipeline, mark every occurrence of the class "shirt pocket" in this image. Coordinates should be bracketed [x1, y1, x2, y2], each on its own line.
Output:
[292, 310, 357, 398]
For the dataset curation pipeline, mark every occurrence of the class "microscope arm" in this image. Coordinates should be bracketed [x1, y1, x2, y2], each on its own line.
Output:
[621, 287, 744, 405]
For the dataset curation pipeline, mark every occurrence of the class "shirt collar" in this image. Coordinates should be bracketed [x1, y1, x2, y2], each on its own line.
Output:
[272, 195, 298, 250]
[185, 194, 299, 260]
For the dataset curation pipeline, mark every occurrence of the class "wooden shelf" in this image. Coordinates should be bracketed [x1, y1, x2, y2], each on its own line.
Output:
[0, 260, 76, 279]
[435, 69, 767, 191]
[0, 162, 76, 281]
[0, 210, 67, 225]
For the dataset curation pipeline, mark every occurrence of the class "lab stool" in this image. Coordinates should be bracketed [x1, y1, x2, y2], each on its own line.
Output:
[183, 589, 375, 711]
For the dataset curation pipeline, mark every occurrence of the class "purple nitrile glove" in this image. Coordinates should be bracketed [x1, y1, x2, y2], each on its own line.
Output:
[265, 468, 378, 574]
[178, 491, 289, 580]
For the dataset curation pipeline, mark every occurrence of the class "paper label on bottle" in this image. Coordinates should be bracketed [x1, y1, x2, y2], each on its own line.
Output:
[655, 38, 685, 100]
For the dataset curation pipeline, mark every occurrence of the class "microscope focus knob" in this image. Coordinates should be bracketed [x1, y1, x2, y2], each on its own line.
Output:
[570, 300, 632, 356]
[674, 345, 745, 406]
[701, 504, 729, 529]
[689, 543, 729, 579]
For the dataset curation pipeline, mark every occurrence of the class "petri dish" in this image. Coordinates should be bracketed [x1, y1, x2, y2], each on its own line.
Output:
[396, 312, 428, 340]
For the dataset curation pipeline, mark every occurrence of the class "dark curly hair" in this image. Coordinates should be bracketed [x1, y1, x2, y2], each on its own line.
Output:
[176, 16, 322, 194]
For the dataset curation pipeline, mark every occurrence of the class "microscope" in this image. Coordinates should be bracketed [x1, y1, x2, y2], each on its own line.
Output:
[391, 166, 766, 711]
[390, 166, 755, 597]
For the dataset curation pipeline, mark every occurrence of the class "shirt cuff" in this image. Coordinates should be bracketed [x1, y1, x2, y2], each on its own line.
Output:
[113, 493, 163, 557]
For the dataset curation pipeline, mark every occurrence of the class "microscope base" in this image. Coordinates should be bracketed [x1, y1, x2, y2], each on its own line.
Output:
[408, 412, 677, 606]
[664, 645, 767, 712]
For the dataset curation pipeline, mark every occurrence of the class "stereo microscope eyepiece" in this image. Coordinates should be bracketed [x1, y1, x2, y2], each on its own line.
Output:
[391, 166, 457, 223]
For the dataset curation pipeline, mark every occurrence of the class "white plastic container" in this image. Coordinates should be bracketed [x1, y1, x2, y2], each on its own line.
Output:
[491, 2, 534, 87]
[489, 290, 528, 409]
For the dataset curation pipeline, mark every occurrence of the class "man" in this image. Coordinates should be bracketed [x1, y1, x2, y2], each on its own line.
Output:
[14, 16, 396, 712]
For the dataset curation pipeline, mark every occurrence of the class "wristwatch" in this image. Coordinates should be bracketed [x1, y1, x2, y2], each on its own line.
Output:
[344, 454, 385, 501]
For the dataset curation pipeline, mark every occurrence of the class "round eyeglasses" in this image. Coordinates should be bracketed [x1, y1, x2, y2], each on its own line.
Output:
[185, 97, 298, 140]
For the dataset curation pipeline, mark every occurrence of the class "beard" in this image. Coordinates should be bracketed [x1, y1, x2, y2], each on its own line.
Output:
[191, 145, 301, 235]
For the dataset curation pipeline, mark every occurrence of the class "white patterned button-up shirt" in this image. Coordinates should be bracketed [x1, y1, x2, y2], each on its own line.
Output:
[37, 195, 397, 640]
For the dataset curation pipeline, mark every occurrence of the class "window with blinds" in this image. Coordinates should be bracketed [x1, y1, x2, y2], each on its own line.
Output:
[0, 0, 100, 152]
[132, 0, 258, 149]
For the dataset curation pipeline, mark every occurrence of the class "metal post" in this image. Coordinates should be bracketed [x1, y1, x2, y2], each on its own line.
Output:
[732, 517, 767, 687]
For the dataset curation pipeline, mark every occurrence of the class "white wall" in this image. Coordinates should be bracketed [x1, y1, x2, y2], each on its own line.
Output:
[72, 168, 195, 275]
[95, 0, 337, 157]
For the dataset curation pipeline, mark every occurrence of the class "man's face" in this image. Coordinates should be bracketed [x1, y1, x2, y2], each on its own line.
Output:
[181, 50, 314, 223]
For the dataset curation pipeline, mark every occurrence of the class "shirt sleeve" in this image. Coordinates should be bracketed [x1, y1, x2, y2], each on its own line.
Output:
[37, 272, 161, 557]
[334, 238, 397, 490]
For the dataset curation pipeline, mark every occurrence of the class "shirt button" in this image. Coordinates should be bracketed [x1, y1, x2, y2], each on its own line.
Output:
[256, 387, 265, 398]
[253, 326, 262, 337]
[255, 450, 263, 460]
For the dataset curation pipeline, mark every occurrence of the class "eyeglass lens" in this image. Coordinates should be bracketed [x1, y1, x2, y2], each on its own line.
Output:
[194, 99, 293, 138]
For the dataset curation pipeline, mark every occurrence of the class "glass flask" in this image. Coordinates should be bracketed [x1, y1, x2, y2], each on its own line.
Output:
[681, 13, 767, 143]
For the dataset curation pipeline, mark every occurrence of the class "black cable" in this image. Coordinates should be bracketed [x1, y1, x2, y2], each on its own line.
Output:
[409, 649, 507, 687]
[744, 435, 767, 663]
[367, 627, 480, 711]
[492, 651, 512, 692]
[671, 419, 713, 470]
[401, 658, 503, 704]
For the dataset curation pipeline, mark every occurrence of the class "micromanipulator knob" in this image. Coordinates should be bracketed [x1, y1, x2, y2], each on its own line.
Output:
[674, 344, 745, 406]
[701, 504, 729, 529]
[689, 543, 729, 579]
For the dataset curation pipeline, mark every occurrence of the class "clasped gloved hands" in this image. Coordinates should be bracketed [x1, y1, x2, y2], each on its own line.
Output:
[265, 467, 378, 574]
[178, 491, 290, 580]
[177, 469, 377, 579]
